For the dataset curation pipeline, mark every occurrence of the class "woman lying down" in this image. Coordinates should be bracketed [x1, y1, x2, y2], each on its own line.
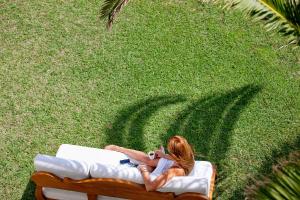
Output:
[105, 135, 195, 191]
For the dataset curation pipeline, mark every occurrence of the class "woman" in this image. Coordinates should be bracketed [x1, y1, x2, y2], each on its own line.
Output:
[105, 135, 195, 191]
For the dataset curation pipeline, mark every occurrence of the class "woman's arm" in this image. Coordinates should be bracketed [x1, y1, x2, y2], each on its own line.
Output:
[138, 165, 185, 192]
[154, 150, 173, 160]
[105, 145, 159, 167]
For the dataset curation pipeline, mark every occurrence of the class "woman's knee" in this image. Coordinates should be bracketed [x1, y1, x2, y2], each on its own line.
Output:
[104, 144, 119, 151]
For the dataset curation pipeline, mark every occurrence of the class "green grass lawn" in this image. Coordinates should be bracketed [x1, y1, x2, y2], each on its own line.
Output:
[1, 0, 299, 199]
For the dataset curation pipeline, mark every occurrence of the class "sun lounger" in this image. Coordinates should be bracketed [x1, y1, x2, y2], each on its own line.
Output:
[31, 144, 216, 200]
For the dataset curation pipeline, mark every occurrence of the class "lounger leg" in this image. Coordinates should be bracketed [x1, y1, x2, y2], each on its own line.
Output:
[35, 186, 46, 200]
[87, 194, 97, 200]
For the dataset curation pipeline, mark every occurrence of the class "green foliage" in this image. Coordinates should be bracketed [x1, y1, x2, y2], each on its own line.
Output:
[246, 152, 300, 200]
[101, 0, 300, 47]
[100, 0, 129, 29]
[1, 1, 300, 199]
[225, 0, 300, 47]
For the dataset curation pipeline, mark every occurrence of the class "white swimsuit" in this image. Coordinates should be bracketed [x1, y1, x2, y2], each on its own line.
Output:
[150, 158, 174, 180]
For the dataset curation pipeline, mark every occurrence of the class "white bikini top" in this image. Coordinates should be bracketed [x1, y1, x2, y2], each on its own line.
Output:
[150, 158, 174, 180]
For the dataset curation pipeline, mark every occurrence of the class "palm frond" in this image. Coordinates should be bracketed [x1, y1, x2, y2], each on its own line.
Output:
[246, 151, 300, 200]
[100, 0, 130, 30]
[225, 0, 300, 47]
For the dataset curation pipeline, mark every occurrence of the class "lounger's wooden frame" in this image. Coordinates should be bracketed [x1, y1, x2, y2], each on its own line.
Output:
[31, 166, 216, 200]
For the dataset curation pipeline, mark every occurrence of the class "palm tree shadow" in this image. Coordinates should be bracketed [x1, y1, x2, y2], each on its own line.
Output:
[161, 85, 262, 196]
[105, 85, 261, 197]
[105, 95, 187, 151]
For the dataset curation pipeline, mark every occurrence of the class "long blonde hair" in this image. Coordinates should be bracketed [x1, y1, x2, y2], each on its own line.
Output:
[167, 135, 195, 175]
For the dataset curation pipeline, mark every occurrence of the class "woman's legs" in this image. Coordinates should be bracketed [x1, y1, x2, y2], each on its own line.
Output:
[104, 145, 159, 167]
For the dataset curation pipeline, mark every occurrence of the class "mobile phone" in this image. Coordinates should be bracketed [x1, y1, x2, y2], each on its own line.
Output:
[120, 159, 130, 164]
[128, 162, 138, 167]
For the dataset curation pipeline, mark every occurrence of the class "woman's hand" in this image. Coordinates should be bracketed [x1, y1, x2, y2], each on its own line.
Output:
[138, 164, 152, 173]
[154, 149, 165, 159]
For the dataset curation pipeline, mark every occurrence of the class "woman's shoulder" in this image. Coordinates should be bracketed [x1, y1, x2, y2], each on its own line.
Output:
[167, 166, 185, 176]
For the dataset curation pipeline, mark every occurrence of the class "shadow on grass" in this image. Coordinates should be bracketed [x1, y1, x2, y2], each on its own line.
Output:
[21, 180, 35, 200]
[230, 135, 300, 199]
[105, 85, 262, 197]
[105, 95, 187, 151]
[160, 85, 262, 198]
[161, 85, 261, 160]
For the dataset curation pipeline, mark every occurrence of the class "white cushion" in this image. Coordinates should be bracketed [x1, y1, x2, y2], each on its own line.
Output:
[34, 154, 89, 180]
[189, 161, 213, 177]
[43, 188, 88, 200]
[56, 144, 129, 167]
[158, 161, 213, 196]
[43, 188, 125, 200]
[90, 163, 143, 184]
